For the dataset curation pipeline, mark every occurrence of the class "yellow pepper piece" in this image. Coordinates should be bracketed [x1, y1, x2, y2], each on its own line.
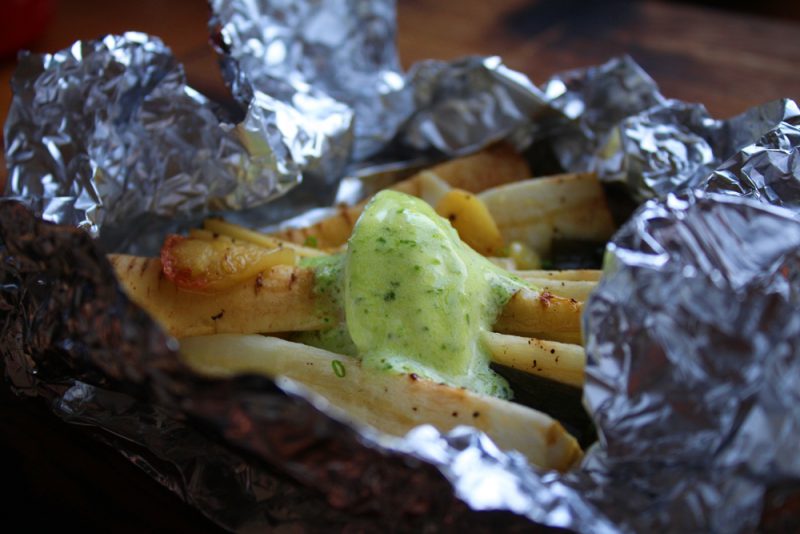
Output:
[435, 188, 505, 256]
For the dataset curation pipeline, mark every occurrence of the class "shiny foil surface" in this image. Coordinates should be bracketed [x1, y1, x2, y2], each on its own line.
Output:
[541, 56, 665, 173]
[582, 190, 800, 532]
[595, 98, 799, 201]
[210, 0, 550, 165]
[3, 0, 800, 532]
[397, 55, 548, 156]
[700, 105, 800, 209]
[3, 33, 308, 254]
[210, 0, 402, 162]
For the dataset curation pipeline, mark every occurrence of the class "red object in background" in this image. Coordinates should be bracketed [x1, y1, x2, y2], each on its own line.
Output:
[0, 0, 57, 58]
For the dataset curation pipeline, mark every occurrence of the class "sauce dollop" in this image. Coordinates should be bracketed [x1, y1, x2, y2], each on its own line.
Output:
[342, 190, 524, 398]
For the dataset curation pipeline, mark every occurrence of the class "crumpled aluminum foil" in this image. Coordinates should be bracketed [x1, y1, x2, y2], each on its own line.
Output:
[582, 190, 800, 532]
[2, 32, 326, 254]
[4, 0, 800, 531]
[396, 55, 548, 156]
[592, 96, 799, 201]
[210, 0, 551, 165]
[210, 0, 404, 162]
[700, 111, 800, 210]
[527, 57, 798, 203]
[542, 55, 665, 173]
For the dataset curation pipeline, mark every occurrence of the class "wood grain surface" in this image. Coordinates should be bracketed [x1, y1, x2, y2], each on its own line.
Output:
[0, 1, 799, 532]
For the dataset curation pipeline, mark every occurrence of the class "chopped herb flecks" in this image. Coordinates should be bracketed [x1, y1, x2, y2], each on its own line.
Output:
[332, 359, 346, 378]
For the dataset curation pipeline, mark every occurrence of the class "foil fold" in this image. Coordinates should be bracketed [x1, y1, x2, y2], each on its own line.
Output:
[210, 0, 550, 164]
[397, 56, 548, 156]
[541, 55, 665, 173]
[209, 0, 404, 162]
[582, 189, 800, 532]
[700, 107, 800, 210]
[593, 96, 799, 201]
[2, 32, 348, 254]
[535, 58, 797, 204]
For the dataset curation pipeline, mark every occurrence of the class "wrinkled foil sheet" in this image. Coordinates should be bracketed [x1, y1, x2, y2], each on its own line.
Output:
[3, 0, 800, 531]
[2, 33, 324, 254]
[541, 56, 665, 173]
[4, 15, 792, 255]
[582, 190, 800, 532]
[0, 199, 551, 531]
[210, 0, 549, 166]
[210, 0, 402, 163]
[591, 95, 799, 201]
[396, 55, 548, 157]
[699, 112, 800, 209]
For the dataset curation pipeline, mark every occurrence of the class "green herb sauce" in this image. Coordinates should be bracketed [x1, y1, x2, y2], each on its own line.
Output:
[292, 323, 357, 357]
[300, 190, 526, 399]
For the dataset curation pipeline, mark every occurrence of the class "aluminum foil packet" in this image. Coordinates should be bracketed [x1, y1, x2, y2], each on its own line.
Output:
[209, 0, 405, 162]
[581, 190, 800, 532]
[0, 198, 556, 531]
[3, 0, 800, 531]
[3, 32, 351, 254]
[593, 97, 799, 201]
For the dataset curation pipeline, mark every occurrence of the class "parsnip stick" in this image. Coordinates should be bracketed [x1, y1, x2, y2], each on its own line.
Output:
[271, 205, 362, 250]
[515, 278, 596, 301]
[495, 287, 582, 336]
[202, 218, 325, 257]
[513, 269, 602, 282]
[403, 142, 531, 195]
[528, 331, 584, 346]
[113, 255, 590, 383]
[109, 255, 328, 338]
[479, 173, 615, 256]
[483, 332, 585, 388]
[112, 257, 583, 339]
[179, 334, 582, 471]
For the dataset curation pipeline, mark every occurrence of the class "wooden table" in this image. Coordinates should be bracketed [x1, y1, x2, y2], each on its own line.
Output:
[1, 0, 799, 531]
